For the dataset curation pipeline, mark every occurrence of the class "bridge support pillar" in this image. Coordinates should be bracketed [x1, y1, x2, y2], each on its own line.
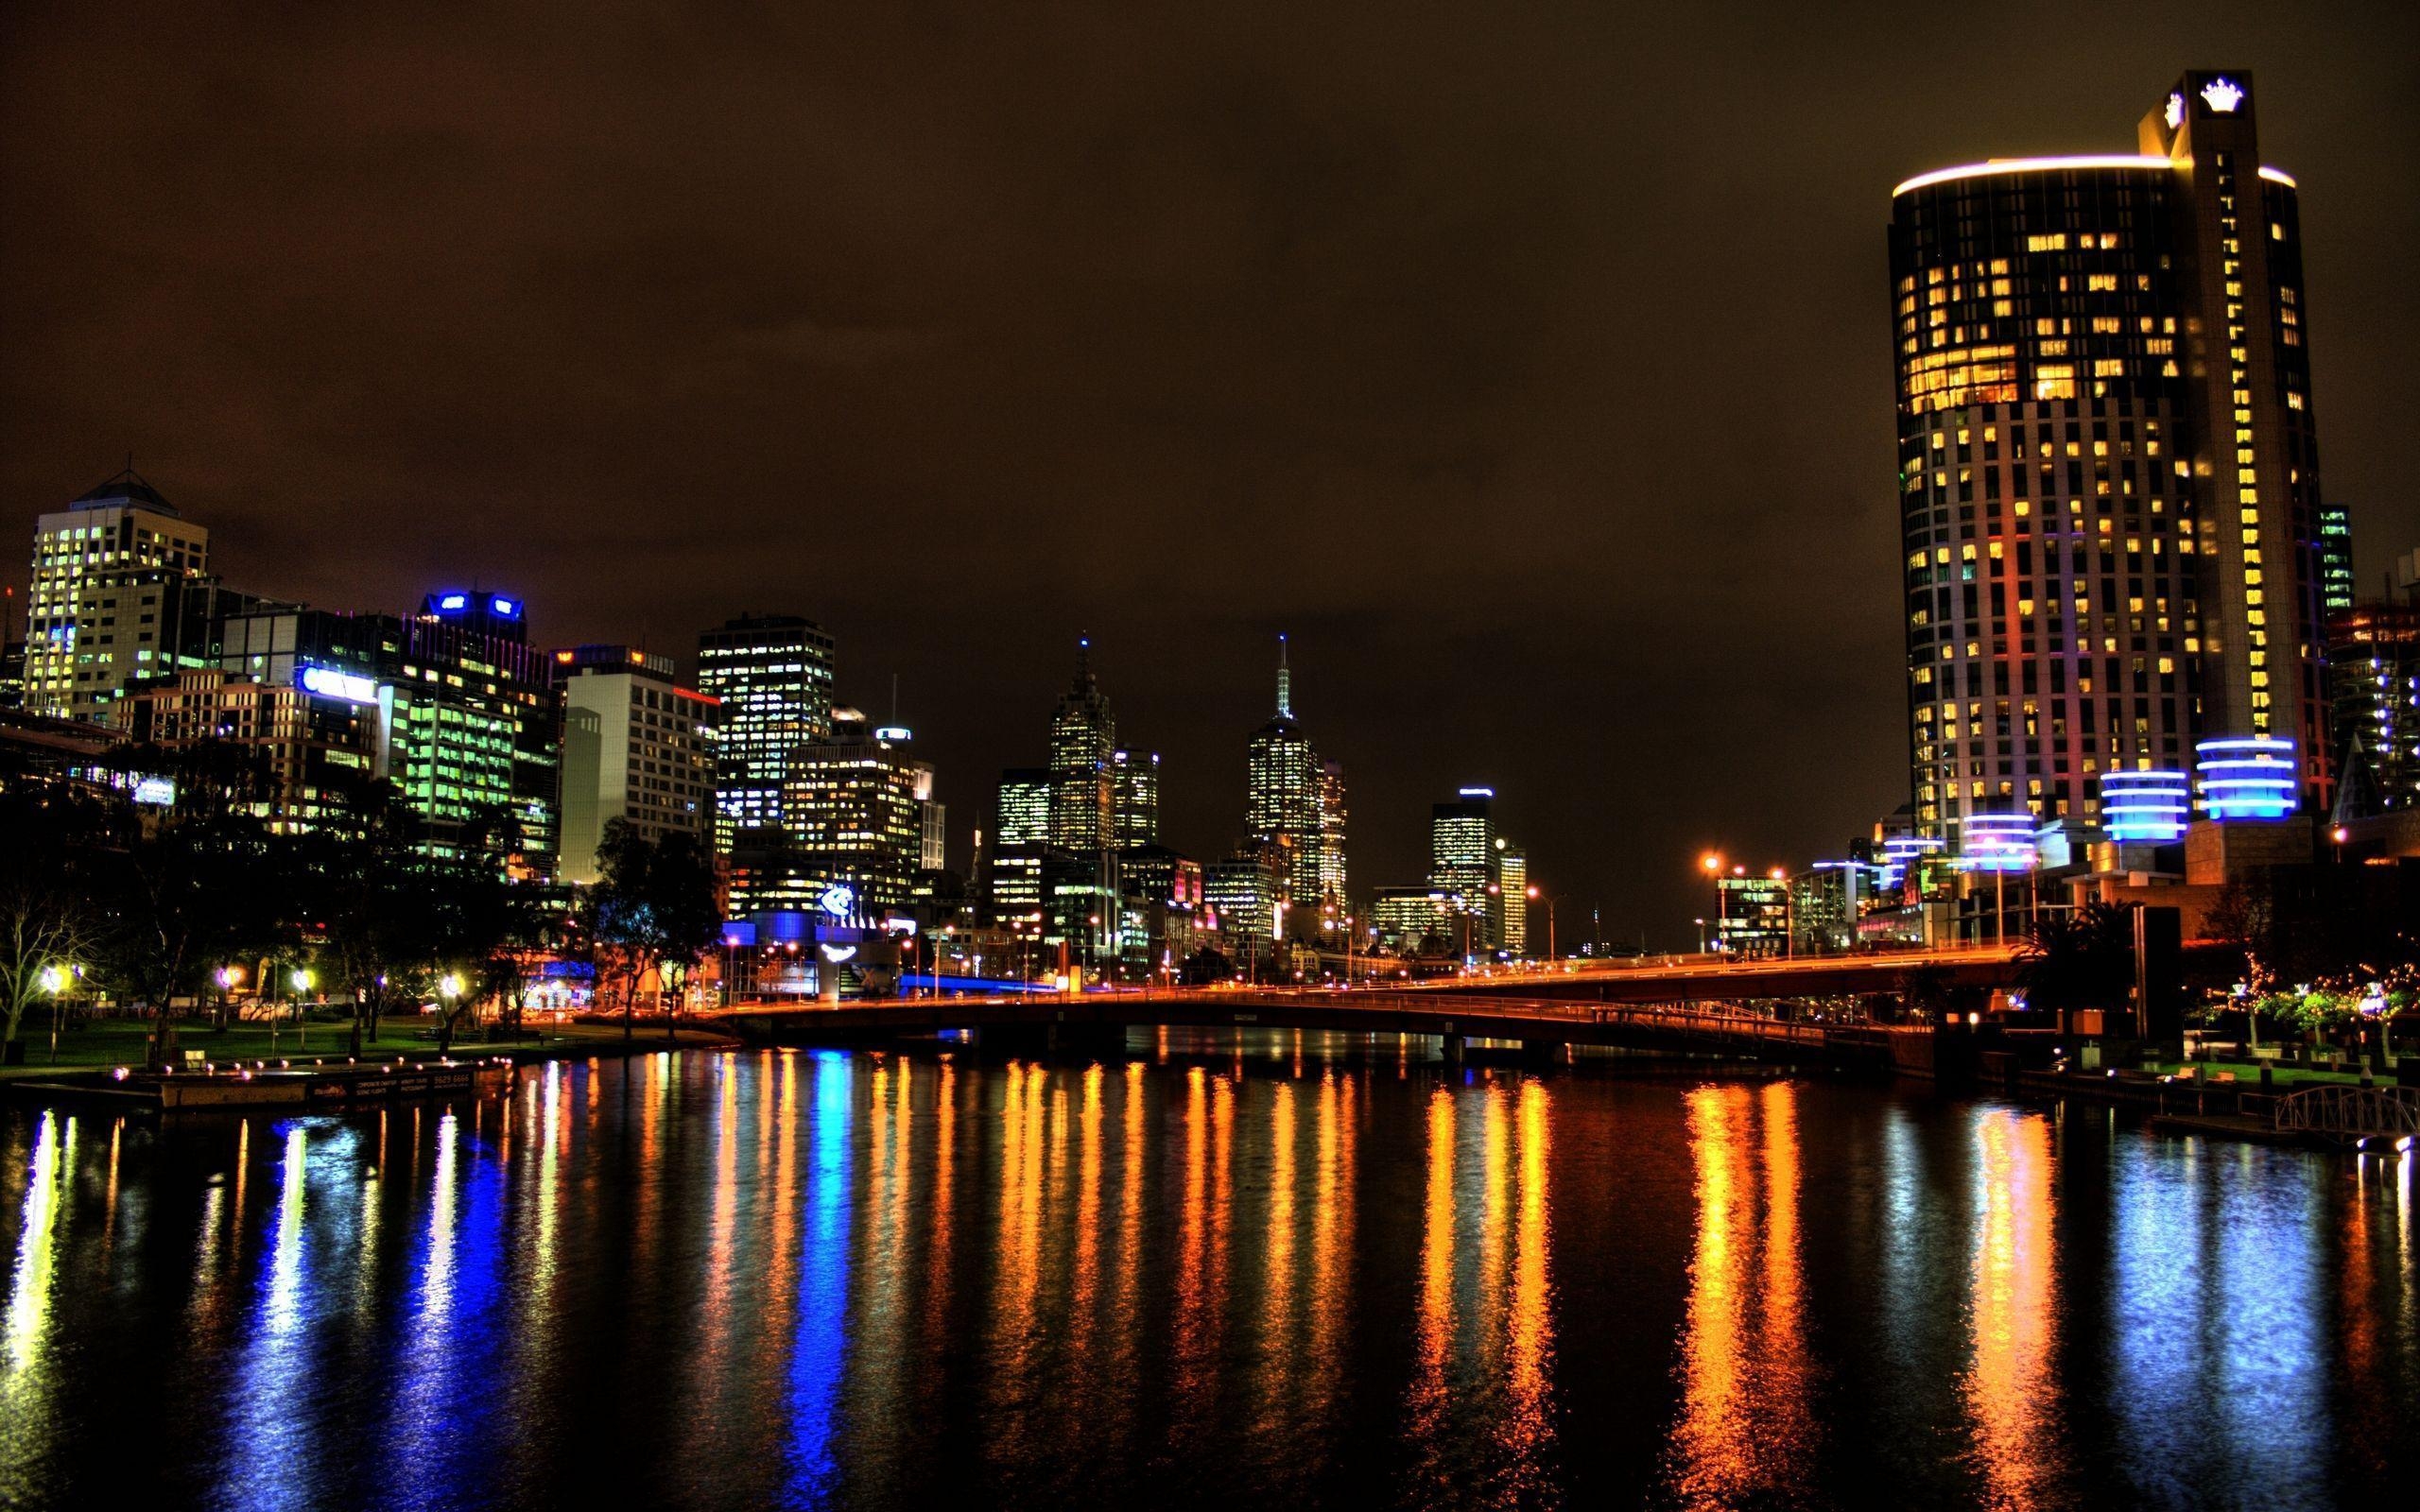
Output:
[1442, 1034, 1464, 1065]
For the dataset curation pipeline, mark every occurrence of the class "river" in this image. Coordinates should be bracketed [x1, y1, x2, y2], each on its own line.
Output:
[0, 1038, 2411, 1509]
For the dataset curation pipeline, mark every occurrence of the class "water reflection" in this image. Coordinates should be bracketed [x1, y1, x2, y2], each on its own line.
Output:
[1963, 1108, 2061, 1508]
[1668, 1081, 1813, 1505]
[0, 1056, 2411, 1510]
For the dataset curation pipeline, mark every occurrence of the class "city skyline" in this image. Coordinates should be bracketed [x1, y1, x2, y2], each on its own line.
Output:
[5, 9, 2414, 944]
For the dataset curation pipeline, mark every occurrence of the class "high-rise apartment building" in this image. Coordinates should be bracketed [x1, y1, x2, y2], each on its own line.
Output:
[696, 612, 836, 853]
[25, 469, 214, 720]
[786, 712, 936, 914]
[1890, 71, 2336, 843]
[1048, 640, 1116, 852]
[555, 644, 716, 885]
[1246, 637, 1329, 909]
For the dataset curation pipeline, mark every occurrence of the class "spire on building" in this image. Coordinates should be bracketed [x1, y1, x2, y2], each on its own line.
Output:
[1276, 633, 1292, 719]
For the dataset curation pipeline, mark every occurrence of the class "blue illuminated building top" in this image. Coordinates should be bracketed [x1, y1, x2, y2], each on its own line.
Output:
[1960, 812, 2037, 871]
[2197, 737, 2298, 822]
[2100, 768, 2190, 843]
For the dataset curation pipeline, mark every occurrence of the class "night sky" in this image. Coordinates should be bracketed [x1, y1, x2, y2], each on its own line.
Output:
[5, 4, 2415, 947]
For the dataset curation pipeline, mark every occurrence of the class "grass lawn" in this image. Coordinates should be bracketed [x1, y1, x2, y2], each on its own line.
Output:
[0, 1013, 738, 1079]
[2142, 1056, 2402, 1089]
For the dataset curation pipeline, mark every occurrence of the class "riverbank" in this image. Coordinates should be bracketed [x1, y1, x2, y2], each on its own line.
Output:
[0, 1019, 743, 1114]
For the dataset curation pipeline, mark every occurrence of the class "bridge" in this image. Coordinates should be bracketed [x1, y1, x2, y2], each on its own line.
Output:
[1382, 945, 2018, 1005]
[707, 986, 1917, 1070]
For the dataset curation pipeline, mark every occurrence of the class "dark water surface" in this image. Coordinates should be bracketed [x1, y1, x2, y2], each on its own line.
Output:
[0, 1038, 2413, 1510]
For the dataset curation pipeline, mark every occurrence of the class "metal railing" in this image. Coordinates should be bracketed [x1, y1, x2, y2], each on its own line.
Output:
[2273, 1084, 2420, 1140]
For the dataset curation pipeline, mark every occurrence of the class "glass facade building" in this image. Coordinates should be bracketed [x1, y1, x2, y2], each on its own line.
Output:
[1047, 640, 1116, 853]
[696, 612, 835, 854]
[1891, 71, 2335, 849]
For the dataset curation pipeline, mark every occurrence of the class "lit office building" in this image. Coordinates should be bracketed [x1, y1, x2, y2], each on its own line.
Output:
[1715, 873, 1789, 957]
[1429, 787, 1499, 951]
[1371, 886, 1452, 955]
[1205, 849, 1282, 957]
[1495, 841, 1528, 955]
[1112, 747, 1160, 849]
[2319, 507, 2356, 614]
[1048, 639, 1116, 853]
[23, 468, 211, 720]
[114, 665, 389, 833]
[396, 593, 562, 874]
[63, 566, 268, 725]
[983, 767, 1052, 933]
[1318, 759, 1349, 911]
[555, 644, 716, 885]
[786, 712, 936, 913]
[1892, 71, 2338, 848]
[1247, 636, 1328, 910]
[696, 612, 836, 853]
[2325, 576, 2420, 816]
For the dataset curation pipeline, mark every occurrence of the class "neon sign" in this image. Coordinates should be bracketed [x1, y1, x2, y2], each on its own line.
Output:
[297, 664, 380, 704]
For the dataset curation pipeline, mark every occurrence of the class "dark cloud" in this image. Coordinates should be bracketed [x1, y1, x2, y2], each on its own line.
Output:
[6, 2, 2415, 942]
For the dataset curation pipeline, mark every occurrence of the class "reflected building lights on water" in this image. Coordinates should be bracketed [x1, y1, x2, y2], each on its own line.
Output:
[0, 1055, 2414, 1508]
[1963, 1108, 2062, 1508]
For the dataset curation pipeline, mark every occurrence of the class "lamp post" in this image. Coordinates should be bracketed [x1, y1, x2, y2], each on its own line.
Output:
[1700, 852, 1726, 954]
[39, 963, 73, 1064]
[1526, 885, 1557, 963]
[215, 964, 244, 1031]
[288, 967, 314, 1052]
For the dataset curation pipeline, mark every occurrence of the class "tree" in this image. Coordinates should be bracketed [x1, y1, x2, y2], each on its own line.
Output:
[2017, 901, 2137, 1020]
[0, 791, 108, 1057]
[1178, 946, 1233, 987]
[297, 778, 433, 1057]
[93, 746, 294, 1067]
[591, 822, 721, 1041]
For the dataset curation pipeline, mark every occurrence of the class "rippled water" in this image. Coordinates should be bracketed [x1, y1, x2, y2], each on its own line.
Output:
[0, 1038, 2412, 1510]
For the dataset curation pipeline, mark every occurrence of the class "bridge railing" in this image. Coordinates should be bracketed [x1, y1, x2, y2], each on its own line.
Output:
[2273, 1084, 2420, 1139]
[1242, 990, 1838, 1046]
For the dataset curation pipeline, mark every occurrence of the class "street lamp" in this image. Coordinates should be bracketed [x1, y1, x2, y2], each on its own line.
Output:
[286, 967, 314, 1052]
[215, 964, 244, 1031]
[39, 963, 76, 1063]
[1700, 852, 1727, 954]
[1526, 885, 1559, 963]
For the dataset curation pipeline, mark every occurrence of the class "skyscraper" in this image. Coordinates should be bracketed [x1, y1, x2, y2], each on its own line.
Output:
[1246, 636, 1328, 911]
[697, 612, 836, 854]
[1112, 747, 1160, 849]
[1429, 788, 1498, 952]
[1495, 841, 1528, 955]
[555, 644, 717, 885]
[1047, 639, 1115, 853]
[395, 592, 561, 874]
[1890, 70, 2336, 843]
[787, 712, 936, 913]
[1318, 758, 1349, 910]
[25, 468, 213, 720]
